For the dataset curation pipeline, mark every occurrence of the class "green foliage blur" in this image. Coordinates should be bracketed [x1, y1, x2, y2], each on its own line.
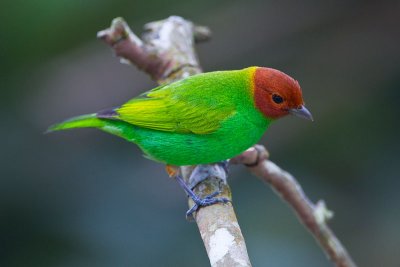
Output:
[1, 0, 399, 266]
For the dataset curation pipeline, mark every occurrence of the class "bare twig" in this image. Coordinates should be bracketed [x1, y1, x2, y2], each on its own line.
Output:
[231, 145, 357, 267]
[98, 16, 251, 267]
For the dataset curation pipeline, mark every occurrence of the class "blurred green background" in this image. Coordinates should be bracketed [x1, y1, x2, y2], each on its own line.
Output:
[1, 0, 399, 266]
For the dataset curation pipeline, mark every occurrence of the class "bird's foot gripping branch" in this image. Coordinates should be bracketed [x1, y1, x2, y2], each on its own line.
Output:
[175, 174, 230, 219]
[174, 163, 231, 219]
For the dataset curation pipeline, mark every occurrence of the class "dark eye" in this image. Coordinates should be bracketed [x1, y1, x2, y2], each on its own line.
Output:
[272, 94, 284, 104]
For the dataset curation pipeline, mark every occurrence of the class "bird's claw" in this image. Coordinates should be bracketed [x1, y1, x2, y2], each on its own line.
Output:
[175, 175, 230, 221]
[186, 191, 230, 220]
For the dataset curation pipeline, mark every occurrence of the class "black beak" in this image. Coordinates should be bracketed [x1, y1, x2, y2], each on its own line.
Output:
[289, 105, 313, 121]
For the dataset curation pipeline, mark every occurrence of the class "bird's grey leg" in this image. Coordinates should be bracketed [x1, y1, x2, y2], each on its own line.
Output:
[175, 170, 230, 219]
[188, 160, 229, 189]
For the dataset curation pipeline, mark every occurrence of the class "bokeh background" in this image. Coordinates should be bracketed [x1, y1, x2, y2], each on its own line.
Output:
[1, 0, 399, 266]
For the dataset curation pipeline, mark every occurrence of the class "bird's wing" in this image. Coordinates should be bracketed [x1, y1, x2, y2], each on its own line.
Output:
[116, 83, 236, 134]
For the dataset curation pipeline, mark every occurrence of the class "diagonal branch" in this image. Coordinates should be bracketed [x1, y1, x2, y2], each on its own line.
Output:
[98, 16, 251, 267]
[231, 145, 357, 267]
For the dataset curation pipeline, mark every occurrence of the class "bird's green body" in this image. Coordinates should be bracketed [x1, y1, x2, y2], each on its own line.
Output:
[49, 67, 311, 166]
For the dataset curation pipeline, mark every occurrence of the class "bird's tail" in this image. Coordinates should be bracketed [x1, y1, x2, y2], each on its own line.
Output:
[47, 113, 105, 132]
[47, 112, 137, 142]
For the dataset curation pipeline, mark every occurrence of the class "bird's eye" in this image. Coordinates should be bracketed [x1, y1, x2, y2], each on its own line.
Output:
[272, 94, 284, 104]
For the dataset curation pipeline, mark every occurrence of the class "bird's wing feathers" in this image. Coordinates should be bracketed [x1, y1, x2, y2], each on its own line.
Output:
[116, 82, 235, 134]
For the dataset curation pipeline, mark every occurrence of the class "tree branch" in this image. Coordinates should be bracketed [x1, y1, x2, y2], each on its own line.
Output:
[231, 145, 357, 267]
[98, 16, 251, 267]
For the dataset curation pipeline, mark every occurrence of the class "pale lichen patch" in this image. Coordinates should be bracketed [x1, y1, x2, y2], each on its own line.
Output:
[209, 228, 235, 266]
[314, 200, 334, 225]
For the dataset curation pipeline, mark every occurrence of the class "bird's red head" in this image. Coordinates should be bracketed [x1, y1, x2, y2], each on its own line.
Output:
[253, 67, 313, 121]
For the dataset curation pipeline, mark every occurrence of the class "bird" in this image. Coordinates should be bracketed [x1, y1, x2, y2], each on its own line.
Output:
[48, 66, 313, 216]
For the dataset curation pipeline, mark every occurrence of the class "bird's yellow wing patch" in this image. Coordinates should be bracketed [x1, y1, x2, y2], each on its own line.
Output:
[116, 85, 235, 134]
